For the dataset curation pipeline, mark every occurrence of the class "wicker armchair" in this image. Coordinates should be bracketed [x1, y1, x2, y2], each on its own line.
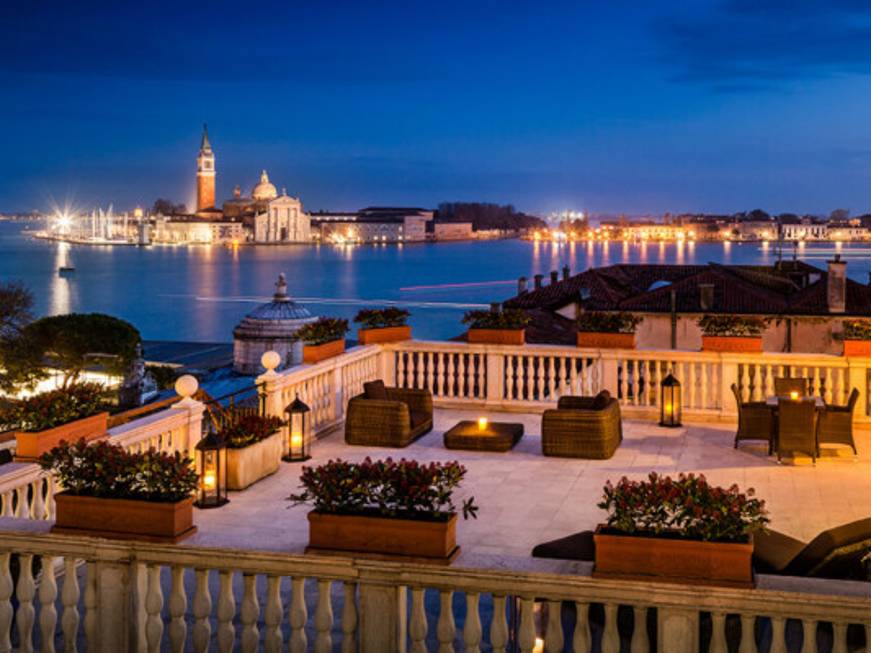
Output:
[774, 377, 808, 396]
[776, 397, 818, 463]
[345, 385, 433, 448]
[818, 388, 860, 455]
[731, 384, 775, 453]
[541, 394, 622, 459]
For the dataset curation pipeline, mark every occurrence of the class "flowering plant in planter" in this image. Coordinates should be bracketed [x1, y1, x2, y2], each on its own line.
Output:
[577, 312, 641, 333]
[293, 318, 349, 346]
[218, 413, 286, 449]
[697, 315, 767, 338]
[39, 439, 198, 502]
[462, 308, 530, 330]
[289, 457, 478, 521]
[0, 382, 109, 432]
[840, 320, 871, 340]
[354, 307, 410, 329]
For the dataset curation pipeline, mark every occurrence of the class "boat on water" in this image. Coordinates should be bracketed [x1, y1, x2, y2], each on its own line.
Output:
[58, 266, 75, 276]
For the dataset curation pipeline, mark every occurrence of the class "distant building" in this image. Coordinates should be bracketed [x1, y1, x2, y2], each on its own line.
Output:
[311, 207, 432, 243]
[151, 216, 245, 244]
[503, 259, 871, 354]
[196, 125, 216, 215]
[431, 222, 474, 240]
[254, 193, 311, 243]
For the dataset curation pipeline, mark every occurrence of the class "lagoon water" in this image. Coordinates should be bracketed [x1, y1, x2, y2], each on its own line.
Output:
[3, 221, 871, 343]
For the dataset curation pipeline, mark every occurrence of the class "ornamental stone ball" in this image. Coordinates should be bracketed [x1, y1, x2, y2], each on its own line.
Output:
[175, 374, 199, 398]
[261, 350, 281, 372]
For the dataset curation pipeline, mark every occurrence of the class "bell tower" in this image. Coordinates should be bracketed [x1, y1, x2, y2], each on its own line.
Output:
[196, 124, 216, 212]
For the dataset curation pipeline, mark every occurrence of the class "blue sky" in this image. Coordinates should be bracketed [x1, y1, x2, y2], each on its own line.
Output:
[2, 1, 871, 215]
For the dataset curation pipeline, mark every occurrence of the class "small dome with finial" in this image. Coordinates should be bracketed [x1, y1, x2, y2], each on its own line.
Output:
[252, 170, 278, 201]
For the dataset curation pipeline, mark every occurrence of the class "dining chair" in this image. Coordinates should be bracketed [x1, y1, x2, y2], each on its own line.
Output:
[776, 397, 818, 464]
[731, 383, 775, 453]
[818, 388, 860, 455]
[774, 377, 809, 397]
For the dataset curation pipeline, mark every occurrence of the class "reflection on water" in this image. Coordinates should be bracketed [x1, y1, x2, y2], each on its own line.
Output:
[5, 222, 871, 342]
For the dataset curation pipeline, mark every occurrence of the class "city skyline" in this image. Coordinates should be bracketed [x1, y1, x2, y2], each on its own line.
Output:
[3, 1, 871, 214]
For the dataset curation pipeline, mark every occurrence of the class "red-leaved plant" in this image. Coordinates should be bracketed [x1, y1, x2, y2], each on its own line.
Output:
[217, 413, 285, 449]
[288, 457, 478, 521]
[0, 382, 109, 432]
[598, 472, 768, 543]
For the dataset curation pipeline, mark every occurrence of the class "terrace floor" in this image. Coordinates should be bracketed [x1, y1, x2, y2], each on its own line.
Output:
[188, 408, 871, 573]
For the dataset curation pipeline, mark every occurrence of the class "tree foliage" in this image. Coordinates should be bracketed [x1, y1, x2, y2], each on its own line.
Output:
[0, 281, 39, 392]
[152, 198, 187, 216]
[436, 202, 546, 231]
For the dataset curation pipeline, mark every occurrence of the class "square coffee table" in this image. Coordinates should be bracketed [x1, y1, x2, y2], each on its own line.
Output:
[443, 421, 524, 452]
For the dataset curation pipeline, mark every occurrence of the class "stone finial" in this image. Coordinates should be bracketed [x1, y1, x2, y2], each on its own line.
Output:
[274, 273, 288, 300]
[261, 350, 281, 372]
[233, 184, 241, 199]
[175, 375, 199, 399]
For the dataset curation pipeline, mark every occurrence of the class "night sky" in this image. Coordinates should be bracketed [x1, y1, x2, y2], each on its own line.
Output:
[3, 1, 871, 215]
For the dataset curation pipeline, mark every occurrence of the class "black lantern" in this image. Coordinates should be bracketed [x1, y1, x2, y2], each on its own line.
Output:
[283, 395, 311, 462]
[195, 424, 229, 508]
[660, 373, 682, 427]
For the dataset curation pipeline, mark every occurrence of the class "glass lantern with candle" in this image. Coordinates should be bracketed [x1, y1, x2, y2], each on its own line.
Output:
[195, 424, 228, 508]
[283, 395, 311, 462]
[659, 373, 682, 427]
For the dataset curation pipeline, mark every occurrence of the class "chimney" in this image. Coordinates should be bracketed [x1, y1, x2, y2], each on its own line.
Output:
[518, 276, 528, 294]
[534, 274, 544, 289]
[699, 284, 715, 311]
[550, 270, 559, 285]
[562, 265, 570, 280]
[827, 255, 846, 313]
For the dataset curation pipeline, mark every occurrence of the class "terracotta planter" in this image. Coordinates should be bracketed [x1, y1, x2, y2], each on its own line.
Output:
[303, 339, 346, 364]
[843, 339, 871, 357]
[577, 332, 635, 349]
[701, 335, 763, 353]
[467, 328, 525, 345]
[358, 325, 412, 345]
[14, 412, 109, 463]
[307, 511, 458, 562]
[226, 430, 283, 490]
[51, 492, 196, 543]
[593, 526, 754, 588]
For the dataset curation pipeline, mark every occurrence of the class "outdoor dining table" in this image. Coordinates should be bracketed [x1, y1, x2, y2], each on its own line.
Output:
[765, 396, 825, 409]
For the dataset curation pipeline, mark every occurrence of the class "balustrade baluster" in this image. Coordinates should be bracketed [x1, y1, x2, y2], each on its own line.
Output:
[738, 614, 755, 653]
[31, 479, 45, 521]
[341, 582, 357, 653]
[46, 475, 57, 520]
[631, 605, 648, 652]
[216, 570, 236, 653]
[490, 595, 509, 653]
[700, 361, 709, 409]
[831, 622, 848, 653]
[437, 590, 456, 653]
[517, 356, 527, 400]
[800, 618, 816, 653]
[397, 351, 406, 387]
[15, 486, 27, 519]
[771, 616, 788, 653]
[240, 574, 260, 653]
[36, 554, 57, 653]
[0, 553, 11, 653]
[710, 612, 727, 653]
[1, 491, 11, 517]
[505, 356, 515, 400]
[409, 587, 428, 653]
[84, 562, 97, 650]
[601, 603, 619, 653]
[61, 557, 80, 653]
[517, 598, 536, 653]
[572, 601, 590, 653]
[289, 577, 308, 653]
[448, 352, 457, 397]
[145, 564, 164, 653]
[167, 566, 187, 653]
[424, 352, 433, 392]
[314, 579, 333, 653]
[463, 592, 482, 653]
[544, 600, 563, 652]
[263, 575, 283, 653]
[192, 569, 212, 653]
[568, 357, 579, 396]
[14, 553, 34, 653]
[415, 352, 424, 389]
[476, 353, 485, 398]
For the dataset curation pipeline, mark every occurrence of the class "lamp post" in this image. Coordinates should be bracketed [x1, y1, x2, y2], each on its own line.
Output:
[283, 395, 311, 462]
[659, 373, 682, 427]
[195, 424, 229, 508]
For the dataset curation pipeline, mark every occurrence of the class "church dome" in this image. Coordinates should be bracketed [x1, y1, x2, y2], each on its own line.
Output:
[252, 170, 278, 201]
[232, 273, 317, 374]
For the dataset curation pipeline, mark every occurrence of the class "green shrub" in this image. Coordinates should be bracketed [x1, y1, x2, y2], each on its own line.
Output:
[698, 314, 767, 337]
[293, 318, 349, 345]
[354, 307, 410, 329]
[0, 382, 110, 432]
[39, 439, 198, 503]
[577, 312, 641, 334]
[462, 308, 530, 330]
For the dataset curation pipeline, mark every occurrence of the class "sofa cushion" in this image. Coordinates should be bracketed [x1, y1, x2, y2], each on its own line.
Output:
[752, 529, 806, 573]
[410, 411, 430, 429]
[592, 390, 611, 410]
[363, 380, 388, 400]
[784, 517, 871, 577]
[532, 530, 595, 561]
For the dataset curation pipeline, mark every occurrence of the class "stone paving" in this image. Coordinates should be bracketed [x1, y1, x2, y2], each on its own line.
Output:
[190, 409, 871, 568]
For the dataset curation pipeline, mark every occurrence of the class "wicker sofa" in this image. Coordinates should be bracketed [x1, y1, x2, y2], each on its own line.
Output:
[541, 392, 623, 459]
[345, 381, 433, 448]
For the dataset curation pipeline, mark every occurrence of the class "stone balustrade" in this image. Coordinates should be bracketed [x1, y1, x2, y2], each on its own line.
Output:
[0, 524, 868, 652]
